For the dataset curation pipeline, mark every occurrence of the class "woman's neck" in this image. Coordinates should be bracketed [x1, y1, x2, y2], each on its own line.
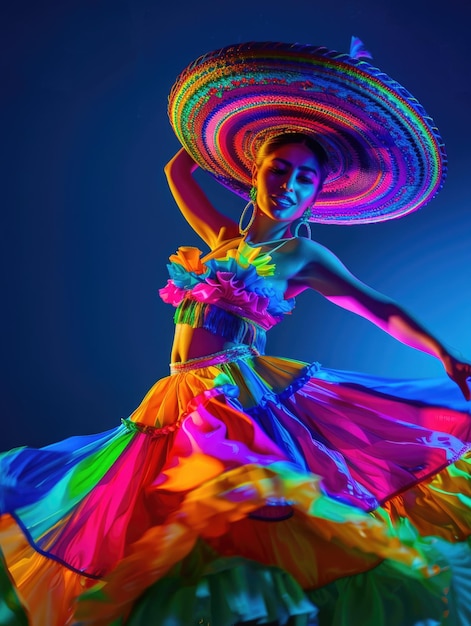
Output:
[243, 213, 291, 245]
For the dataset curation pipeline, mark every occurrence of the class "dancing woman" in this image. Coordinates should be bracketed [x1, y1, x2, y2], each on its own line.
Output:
[1, 39, 471, 626]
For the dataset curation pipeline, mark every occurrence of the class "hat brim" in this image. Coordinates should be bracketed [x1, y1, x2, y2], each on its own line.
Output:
[168, 42, 446, 224]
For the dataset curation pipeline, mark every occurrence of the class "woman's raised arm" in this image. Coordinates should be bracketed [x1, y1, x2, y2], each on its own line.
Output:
[294, 239, 471, 399]
[164, 148, 239, 248]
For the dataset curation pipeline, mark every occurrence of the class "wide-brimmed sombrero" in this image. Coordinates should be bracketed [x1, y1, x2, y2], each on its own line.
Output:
[168, 39, 446, 224]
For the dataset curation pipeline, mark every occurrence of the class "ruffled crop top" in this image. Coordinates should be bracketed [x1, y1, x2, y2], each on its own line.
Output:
[159, 238, 296, 354]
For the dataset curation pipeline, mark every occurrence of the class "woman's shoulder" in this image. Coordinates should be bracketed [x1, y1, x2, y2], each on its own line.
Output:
[272, 237, 341, 287]
[274, 236, 332, 263]
[291, 236, 338, 263]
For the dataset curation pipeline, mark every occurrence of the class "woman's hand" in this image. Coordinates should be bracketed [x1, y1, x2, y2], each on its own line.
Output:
[442, 351, 471, 400]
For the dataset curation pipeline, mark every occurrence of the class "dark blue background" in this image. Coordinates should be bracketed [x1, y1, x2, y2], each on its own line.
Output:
[2, 0, 470, 448]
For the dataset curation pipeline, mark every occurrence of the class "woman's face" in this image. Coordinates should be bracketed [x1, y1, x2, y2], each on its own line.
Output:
[253, 142, 323, 223]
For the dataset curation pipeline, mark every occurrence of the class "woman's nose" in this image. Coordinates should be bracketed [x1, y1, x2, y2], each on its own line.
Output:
[281, 179, 294, 192]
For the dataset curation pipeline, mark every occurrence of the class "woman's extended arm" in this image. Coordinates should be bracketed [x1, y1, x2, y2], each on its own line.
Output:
[164, 148, 239, 248]
[294, 239, 471, 399]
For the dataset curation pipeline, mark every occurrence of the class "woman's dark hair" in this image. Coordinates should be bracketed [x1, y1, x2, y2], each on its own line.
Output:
[256, 132, 330, 180]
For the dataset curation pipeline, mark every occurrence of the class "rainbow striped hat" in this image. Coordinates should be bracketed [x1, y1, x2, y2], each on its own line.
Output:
[168, 40, 447, 224]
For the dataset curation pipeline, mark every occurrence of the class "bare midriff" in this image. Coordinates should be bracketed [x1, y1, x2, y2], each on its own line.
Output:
[170, 324, 228, 363]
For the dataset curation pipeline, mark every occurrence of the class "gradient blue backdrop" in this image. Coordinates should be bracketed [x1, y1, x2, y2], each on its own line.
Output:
[2, 0, 470, 449]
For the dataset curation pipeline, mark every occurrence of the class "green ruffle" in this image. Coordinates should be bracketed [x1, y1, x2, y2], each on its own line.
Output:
[115, 537, 471, 626]
[0, 548, 29, 626]
[118, 541, 316, 626]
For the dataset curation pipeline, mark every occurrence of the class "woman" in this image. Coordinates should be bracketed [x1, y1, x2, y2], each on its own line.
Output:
[1, 40, 471, 626]
[165, 135, 471, 396]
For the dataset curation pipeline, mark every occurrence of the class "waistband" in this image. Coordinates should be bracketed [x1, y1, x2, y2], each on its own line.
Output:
[170, 344, 259, 374]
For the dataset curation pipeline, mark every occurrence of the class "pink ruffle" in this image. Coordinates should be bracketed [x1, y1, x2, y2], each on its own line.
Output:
[159, 281, 187, 306]
[192, 272, 270, 316]
[159, 273, 281, 330]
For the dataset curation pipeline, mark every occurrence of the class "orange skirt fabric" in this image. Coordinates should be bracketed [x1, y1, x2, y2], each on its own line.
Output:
[1, 348, 471, 625]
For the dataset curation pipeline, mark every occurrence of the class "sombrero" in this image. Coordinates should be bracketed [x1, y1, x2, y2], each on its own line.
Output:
[168, 38, 447, 224]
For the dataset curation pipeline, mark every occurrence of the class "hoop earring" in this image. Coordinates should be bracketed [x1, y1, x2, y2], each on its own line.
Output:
[239, 200, 257, 235]
[293, 210, 312, 239]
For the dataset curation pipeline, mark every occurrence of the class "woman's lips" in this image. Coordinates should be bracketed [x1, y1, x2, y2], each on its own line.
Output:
[271, 195, 294, 207]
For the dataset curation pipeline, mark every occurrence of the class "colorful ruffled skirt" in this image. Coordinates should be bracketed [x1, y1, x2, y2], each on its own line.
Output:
[1, 344, 471, 625]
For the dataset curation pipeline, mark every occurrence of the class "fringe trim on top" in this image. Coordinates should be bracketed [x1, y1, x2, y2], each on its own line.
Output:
[174, 299, 267, 354]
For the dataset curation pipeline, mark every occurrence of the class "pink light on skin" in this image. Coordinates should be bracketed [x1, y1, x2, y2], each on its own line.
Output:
[327, 294, 448, 361]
